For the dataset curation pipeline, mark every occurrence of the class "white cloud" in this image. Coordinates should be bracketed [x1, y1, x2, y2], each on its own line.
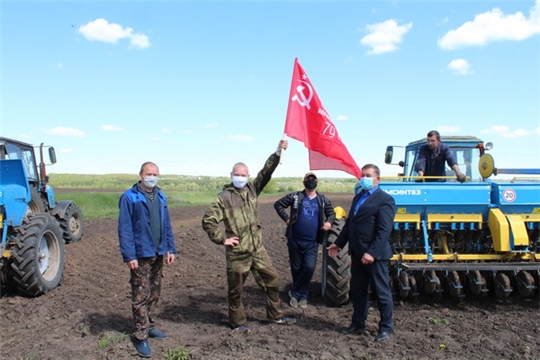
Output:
[228, 134, 255, 142]
[448, 58, 473, 75]
[205, 122, 219, 128]
[180, 130, 193, 135]
[481, 125, 532, 138]
[360, 19, 413, 55]
[102, 124, 123, 131]
[45, 127, 85, 137]
[129, 33, 150, 49]
[438, 1, 540, 50]
[151, 137, 162, 142]
[57, 63, 64, 69]
[438, 126, 461, 133]
[78, 18, 150, 49]
[536, 127, 540, 134]
[162, 128, 171, 133]
[336, 115, 349, 121]
[513, 128, 530, 137]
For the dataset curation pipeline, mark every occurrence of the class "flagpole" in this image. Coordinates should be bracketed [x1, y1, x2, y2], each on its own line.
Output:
[281, 58, 298, 166]
[280, 134, 288, 164]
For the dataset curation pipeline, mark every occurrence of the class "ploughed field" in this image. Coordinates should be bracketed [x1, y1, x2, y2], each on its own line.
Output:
[1, 194, 538, 360]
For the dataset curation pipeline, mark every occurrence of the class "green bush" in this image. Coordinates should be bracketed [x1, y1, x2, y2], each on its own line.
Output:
[164, 346, 191, 360]
[261, 179, 278, 193]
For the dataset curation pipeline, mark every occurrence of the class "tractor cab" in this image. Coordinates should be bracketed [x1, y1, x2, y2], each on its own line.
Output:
[384, 136, 488, 182]
[0, 137, 57, 189]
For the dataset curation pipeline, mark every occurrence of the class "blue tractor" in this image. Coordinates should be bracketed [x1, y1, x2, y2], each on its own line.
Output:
[0, 137, 85, 296]
[323, 136, 539, 305]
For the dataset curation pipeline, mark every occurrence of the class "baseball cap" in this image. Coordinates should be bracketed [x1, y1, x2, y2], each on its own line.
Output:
[304, 172, 317, 181]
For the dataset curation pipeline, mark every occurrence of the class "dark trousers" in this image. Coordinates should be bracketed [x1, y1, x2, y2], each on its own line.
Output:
[350, 256, 393, 333]
[288, 239, 319, 301]
[226, 246, 283, 327]
[130, 256, 163, 340]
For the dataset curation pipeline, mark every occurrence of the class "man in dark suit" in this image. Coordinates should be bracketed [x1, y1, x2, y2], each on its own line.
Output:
[327, 163, 396, 342]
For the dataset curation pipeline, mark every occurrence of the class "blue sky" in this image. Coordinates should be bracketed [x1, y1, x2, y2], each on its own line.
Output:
[1, 0, 539, 179]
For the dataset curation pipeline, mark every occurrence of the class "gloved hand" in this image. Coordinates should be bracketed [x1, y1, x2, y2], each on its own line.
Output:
[456, 172, 467, 183]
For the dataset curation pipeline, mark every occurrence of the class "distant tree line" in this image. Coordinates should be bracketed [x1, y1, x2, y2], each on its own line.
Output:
[49, 174, 358, 194]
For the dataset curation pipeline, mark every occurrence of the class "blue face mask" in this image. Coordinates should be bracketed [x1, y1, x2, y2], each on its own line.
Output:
[360, 177, 374, 190]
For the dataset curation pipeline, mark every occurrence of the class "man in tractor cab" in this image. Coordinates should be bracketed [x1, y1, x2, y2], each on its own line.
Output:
[416, 130, 467, 183]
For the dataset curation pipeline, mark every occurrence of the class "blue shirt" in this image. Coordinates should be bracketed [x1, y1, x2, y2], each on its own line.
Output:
[353, 185, 378, 215]
[291, 196, 319, 241]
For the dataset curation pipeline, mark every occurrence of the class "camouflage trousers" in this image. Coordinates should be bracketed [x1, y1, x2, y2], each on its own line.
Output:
[226, 245, 283, 328]
[130, 256, 163, 340]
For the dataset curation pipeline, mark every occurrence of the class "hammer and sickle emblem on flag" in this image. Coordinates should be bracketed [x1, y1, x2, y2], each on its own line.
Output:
[291, 80, 313, 110]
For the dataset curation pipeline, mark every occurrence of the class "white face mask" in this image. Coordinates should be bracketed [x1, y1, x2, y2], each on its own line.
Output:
[143, 175, 159, 188]
[232, 175, 248, 189]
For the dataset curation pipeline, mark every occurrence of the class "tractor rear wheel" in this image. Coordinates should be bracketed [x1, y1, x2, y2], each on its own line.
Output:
[27, 187, 46, 216]
[322, 218, 351, 306]
[10, 214, 65, 296]
[60, 203, 84, 244]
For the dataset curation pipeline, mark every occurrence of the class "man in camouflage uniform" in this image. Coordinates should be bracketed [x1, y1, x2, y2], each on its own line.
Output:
[118, 161, 176, 358]
[202, 139, 296, 332]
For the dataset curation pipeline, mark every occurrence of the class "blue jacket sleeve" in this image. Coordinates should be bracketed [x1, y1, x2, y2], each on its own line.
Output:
[118, 193, 137, 262]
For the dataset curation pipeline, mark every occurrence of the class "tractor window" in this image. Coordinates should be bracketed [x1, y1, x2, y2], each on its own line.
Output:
[448, 147, 481, 182]
[406, 145, 482, 182]
[403, 149, 418, 181]
[5, 143, 38, 180]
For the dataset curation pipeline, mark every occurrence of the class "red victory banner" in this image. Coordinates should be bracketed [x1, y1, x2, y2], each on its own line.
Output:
[284, 58, 362, 179]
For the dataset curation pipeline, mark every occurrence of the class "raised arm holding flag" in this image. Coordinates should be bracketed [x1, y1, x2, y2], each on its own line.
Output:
[283, 58, 361, 179]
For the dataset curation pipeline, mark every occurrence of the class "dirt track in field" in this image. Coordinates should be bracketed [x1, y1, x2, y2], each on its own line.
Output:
[1, 193, 539, 360]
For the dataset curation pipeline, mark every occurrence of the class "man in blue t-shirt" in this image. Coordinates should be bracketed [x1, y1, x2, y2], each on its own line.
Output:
[415, 130, 466, 182]
[274, 172, 335, 308]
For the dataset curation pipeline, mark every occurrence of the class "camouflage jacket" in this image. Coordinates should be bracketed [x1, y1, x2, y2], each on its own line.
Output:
[202, 152, 280, 257]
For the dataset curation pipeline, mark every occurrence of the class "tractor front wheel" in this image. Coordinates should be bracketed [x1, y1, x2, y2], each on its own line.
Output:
[10, 215, 65, 296]
[322, 218, 351, 306]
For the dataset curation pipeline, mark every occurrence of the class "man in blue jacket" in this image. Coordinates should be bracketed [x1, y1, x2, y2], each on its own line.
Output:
[327, 164, 396, 342]
[118, 161, 176, 358]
